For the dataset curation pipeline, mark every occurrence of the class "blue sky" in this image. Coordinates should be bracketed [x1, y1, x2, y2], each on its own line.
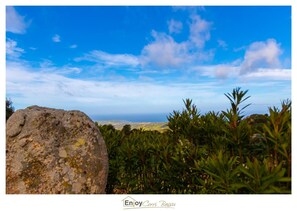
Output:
[6, 6, 291, 116]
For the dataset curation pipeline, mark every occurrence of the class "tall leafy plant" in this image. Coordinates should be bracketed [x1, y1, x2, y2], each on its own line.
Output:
[167, 99, 201, 145]
[222, 87, 251, 163]
[239, 158, 291, 193]
[202, 151, 243, 193]
[262, 100, 291, 177]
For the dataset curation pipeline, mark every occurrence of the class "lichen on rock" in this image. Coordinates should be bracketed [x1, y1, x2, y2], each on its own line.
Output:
[6, 106, 108, 194]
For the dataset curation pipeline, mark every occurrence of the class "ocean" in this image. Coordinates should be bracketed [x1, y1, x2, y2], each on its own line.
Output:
[91, 113, 168, 122]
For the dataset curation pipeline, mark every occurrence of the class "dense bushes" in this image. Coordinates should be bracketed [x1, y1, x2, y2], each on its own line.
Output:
[98, 88, 291, 194]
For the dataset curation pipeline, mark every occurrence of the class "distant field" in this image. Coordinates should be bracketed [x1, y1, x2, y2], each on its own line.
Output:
[96, 121, 169, 132]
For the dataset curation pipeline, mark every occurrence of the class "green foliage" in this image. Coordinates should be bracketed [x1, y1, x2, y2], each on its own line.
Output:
[6, 98, 15, 121]
[121, 124, 132, 136]
[202, 151, 243, 193]
[262, 99, 291, 177]
[223, 87, 251, 122]
[99, 87, 291, 194]
[167, 98, 201, 144]
[239, 158, 291, 193]
[222, 87, 251, 163]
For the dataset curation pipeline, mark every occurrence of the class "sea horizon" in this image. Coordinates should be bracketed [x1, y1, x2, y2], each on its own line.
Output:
[90, 108, 270, 123]
[91, 113, 169, 123]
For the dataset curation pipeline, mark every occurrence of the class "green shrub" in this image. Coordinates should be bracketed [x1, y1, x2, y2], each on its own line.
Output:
[98, 88, 291, 194]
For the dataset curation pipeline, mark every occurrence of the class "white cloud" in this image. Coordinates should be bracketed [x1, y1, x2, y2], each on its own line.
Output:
[48, 66, 82, 75]
[240, 39, 282, 74]
[217, 39, 228, 50]
[6, 6, 28, 34]
[38, 59, 82, 75]
[189, 15, 211, 49]
[192, 56, 290, 81]
[214, 65, 238, 79]
[6, 60, 220, 114]
[70, 44, 77, 49]
[70, 12, 213, 71]
[140, 14, 213, 69]
[76, 50, 139, 68]
[6, 56, 290, 116]
[242, 68, 291, 81]
[140, 31, 189, 68]
[168, 19, 183, 34]
[6, 39, 24, 59]
[141, 15, 214, 69]
[39, 59, 54, 68]
[191, 63, 239, 79]
[212, 65, 290, 81]
[172, 6, 205, 14]
[190, 39, 289, 81]
[233, 46, 246, 52]
[52, 34, 61, 42]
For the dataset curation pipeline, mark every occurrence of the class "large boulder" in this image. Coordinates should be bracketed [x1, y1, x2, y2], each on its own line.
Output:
[6, 106, 108, 194]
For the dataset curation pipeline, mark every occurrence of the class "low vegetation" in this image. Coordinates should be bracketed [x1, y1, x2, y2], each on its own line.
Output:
[96, 121, 168, 132]
[98, 87, 291, 194]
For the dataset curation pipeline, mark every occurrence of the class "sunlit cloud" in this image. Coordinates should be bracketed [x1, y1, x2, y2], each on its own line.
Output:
[240, 39, 282, 74]
[140, 31, 190, 69]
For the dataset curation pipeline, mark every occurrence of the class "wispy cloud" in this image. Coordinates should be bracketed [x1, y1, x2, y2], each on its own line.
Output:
[7, 59, 289, 116]
[217, 39, 228, 50]
[52, 34, 61, 42]
[172, 6, 205, 14]
[6, 39, 25, 59]
[189, 14, 212, 49]
[191, 63, 239, 79]
[6, 6, 29, 34]
[70, 44, 77, 49]
[37, 59, 82, 75]
[75, 50, 139, 68]
[6, 60, 220, 114]
[233, 46, 246, 52]
[198, 65, 290, 82]
[168, 19, 183, 34]
[242, 68, 291, 81]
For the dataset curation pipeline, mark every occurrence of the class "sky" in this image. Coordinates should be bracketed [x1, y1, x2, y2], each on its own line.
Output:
[6, 6, 291, 117]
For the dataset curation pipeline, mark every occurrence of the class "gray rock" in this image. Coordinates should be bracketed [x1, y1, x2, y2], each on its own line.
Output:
[6, 106, 108, 194]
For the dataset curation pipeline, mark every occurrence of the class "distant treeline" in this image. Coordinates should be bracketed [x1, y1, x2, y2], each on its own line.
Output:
[98, 87, 291, 194]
